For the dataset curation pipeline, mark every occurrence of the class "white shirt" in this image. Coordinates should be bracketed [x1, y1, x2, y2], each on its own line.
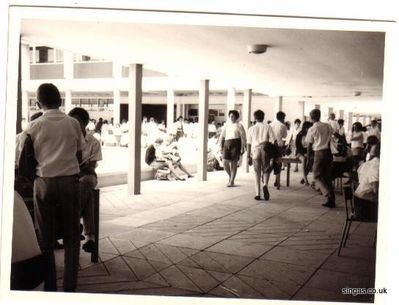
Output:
[286, 126, 301, 145]
[247, 122, 275, 148]
[82, 133, 103, 166]
[329, 120, 340, 133]
[351, 131, 364, 149]
[220, 121, 246, 145]
[270, 120, 287, 147]
[305, 121, 333, 151]
[27, 109, 84, 177]
[354, 157, 379, 202]
[367, 127, 381, 140]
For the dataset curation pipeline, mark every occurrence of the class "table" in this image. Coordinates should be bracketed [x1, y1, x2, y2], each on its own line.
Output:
[281, 157, 301, 187]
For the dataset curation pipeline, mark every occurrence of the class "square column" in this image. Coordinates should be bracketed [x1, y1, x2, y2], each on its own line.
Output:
[167, 89, 174, 133]
[298, 101, 305, 122]
[274, 96, 283, 113]
[226, 87, 236, 113]
[64, 90, 72, 114]
[328, 107, 333, 116]
[347, 112, 353, 133]
[127, 64, 143, 195]
[21, 43, 30, 121]
[314, 104, 321, 110]
[241, 89, 252, 173]
[113, 89, 121, 124]
[198, 80, 209, 181]
[339, 110, 344, 119]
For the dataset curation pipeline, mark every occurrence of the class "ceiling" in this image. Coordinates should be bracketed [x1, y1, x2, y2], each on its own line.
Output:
[21, 17, 386, 99]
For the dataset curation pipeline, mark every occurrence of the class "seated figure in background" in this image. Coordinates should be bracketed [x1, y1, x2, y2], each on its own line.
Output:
[353, 136, 380, 221]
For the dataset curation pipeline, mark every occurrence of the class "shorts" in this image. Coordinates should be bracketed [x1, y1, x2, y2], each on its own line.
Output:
[223, 138, 241, 161]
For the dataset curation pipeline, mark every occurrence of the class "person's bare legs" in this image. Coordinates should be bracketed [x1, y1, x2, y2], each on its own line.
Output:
[230, 160, 238, 186]
[299, 155, 309, 185]
[177, 163, 193, 177]
[223, 160, 231, 186]
[166, 161, 185, 180]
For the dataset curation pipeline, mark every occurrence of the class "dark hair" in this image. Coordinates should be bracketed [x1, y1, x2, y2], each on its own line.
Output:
[309, 109, 321, 121]
[228, 110, 240, 120]
[68, 107, 90, 125]
[294, 119, 301, 125]
[276, 111, 286, 121]
[253, 110, 265, 122]
[352, 122, 363, 132]
[302, 121, 313, 131]
[36, 83, 61, 107]
[338, 119, 344, 125]
[30, 111, 43, 121]
[177, 116, 183, 121]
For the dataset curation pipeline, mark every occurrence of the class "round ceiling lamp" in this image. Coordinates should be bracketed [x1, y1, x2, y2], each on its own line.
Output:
[247, 44, 268, 54]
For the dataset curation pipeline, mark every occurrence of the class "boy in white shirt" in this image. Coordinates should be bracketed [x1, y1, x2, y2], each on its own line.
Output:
[305, 109, 335, 208]
[68, 107, 102, 253]
[27, 83, 84, 291]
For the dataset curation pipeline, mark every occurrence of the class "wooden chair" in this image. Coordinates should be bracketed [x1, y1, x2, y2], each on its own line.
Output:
[337, 183, 377, 256]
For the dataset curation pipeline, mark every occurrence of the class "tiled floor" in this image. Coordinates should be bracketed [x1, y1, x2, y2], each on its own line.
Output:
[55, 169, 376, 302]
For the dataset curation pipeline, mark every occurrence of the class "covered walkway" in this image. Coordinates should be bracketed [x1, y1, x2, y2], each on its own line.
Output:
[55, 171, 376, 302]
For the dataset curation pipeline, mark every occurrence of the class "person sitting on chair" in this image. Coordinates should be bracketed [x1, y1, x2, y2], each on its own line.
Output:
[353, 136, 380, 221]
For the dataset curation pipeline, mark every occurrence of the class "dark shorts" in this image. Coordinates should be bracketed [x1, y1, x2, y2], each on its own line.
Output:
[223, 138, 241, 161]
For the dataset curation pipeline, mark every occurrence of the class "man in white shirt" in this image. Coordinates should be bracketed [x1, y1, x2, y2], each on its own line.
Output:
[305, 108, 335, 207]
[247, 110, 275, 200]
[269, 111, 288, 189]
[367, 120, 381, 141]
[328, 113, 340, 133]
[27, 83, 84, 292]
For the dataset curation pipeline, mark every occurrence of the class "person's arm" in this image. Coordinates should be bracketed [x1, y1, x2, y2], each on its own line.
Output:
[219, 126, 226, 151]
[239, 124, 247, 154]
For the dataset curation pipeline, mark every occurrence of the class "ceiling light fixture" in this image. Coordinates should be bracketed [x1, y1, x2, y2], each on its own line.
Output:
[248, 44, 268, 54]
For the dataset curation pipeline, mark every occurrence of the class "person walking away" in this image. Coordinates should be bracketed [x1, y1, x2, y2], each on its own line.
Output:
[219, 110, 246, 187]
[295, 121, 313, 185]
[247, 110, 275, 200]
[269, 111, 288, 189]
[27, 83, 83, 291]
[305, 109, 336, 208]
[286, 118, 301, 172]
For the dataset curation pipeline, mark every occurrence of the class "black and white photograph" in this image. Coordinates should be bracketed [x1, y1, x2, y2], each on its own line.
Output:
[0, 1, 398, 305]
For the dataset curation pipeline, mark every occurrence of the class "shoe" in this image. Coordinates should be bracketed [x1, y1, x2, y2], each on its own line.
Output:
[294, 168, 299, 172]
[254, 195, 261, 200]
[82, 240, 96, 253]
[300, 178, 305, 185]
[263, 185, 270, 201]
[322, 201, 336, 208]
[80, 235, 85, 241]
[54, 241, 64, 250]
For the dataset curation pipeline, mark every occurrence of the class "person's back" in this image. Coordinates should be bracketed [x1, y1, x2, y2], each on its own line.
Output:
[306, 121, 333, 151]
[27, 83, 83, 292]
[29, 112, 82, 177]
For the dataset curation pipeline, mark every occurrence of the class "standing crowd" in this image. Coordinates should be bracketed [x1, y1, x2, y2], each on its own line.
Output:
[11, 82, 381, 292]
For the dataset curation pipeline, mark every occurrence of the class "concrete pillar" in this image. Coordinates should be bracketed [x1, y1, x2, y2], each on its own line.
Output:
[112, 61, 122, 124]
[63, 50, 74, 79]
[356, 114, 360, 122]
[182, 103, 186, 119]
[32, 45, 36, 64]
[113, 89, 121, 124]
[347, 112, 353, 133]
[298, 101, 305, 122]
[127, 64, 143, 195]
[22, 91, 29, 122]
[274, 96, 283, 113]
[362, 115, 367, 126]
[339, 110, 344, 119]
[167, 89, 175, 133]
[198, 80, 209, 181]
[328, 107, 333, 116]
[227, 87, 236, 113]
[64, 90, 72, 114]
[21, 43, 30, 120]
[53, 48, 57, 63]
[242, 89, 252, 173]
[176, 101, 182, 118]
